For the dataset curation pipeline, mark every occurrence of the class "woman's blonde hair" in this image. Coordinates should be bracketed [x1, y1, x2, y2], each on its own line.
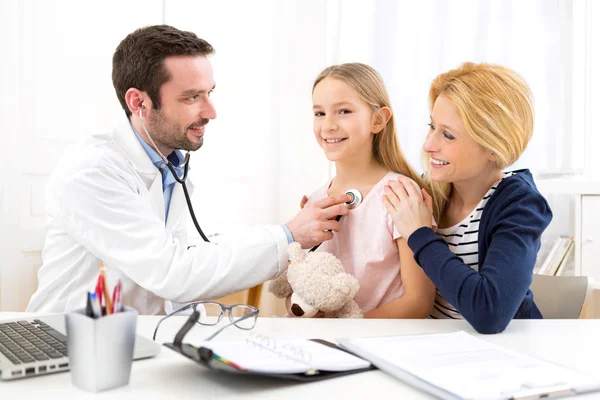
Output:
[313, 63, 423, 190]
[425, 62, 535, 221]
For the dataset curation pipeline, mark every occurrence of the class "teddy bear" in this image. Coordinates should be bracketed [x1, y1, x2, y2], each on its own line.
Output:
[268, 242, 363, 318]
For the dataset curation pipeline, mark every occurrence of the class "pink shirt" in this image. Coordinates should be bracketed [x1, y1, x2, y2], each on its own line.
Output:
[306, 171, 408, 313]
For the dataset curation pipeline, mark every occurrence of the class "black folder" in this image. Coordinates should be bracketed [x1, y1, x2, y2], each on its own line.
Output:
[164, 338, 374, 382]
[163, 312, 374, 382]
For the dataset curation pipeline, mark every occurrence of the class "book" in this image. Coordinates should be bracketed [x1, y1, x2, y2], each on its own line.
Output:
[555, 240, 575, 276]
[547, 237, 574, 275]
[164, 336, 372, 381]
[537, 237, 573, 276]
[535, 238, 561, 274]
[338, 331, 600, 400]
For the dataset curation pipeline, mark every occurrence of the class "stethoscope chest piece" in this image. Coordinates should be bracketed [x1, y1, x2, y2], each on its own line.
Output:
[345, 189, 363, 209]
[309, 188, 363, 252]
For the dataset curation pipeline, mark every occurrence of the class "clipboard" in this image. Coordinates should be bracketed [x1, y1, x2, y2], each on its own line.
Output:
[337, 331, 600, 400]
[163, 312, 374, 382]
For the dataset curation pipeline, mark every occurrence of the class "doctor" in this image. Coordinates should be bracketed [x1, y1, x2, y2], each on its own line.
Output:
[27, 25, 350, 314]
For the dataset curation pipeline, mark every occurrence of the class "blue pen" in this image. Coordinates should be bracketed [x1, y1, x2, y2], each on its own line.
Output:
[86, 292, 94, 317]
[89, 292, 102, 318]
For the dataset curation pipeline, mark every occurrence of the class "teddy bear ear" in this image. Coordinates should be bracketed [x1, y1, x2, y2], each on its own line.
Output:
[288, 242, 305, 263]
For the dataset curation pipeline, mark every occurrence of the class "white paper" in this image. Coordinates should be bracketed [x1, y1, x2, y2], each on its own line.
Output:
[198, 339, 371, 374]
[343, 331, 599, 400]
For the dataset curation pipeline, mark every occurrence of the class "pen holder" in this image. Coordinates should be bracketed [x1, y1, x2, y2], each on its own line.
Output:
[65, 306, 137, 392]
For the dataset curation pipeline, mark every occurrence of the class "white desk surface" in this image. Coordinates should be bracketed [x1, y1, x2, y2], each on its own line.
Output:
[1, 313, 599, 399]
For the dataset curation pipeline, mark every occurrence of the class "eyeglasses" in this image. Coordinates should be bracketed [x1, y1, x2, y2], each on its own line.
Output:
[152, 301, 259, 341]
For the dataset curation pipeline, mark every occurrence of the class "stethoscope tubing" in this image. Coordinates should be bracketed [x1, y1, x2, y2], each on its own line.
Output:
[138, 107, 362, 249]
[140, 107, 211, 243]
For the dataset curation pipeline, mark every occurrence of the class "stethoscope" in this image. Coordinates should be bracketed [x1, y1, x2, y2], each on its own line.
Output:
[139, 105, 211, 243]
[139, 105, 363, 248]
[309, 188, 362, 252]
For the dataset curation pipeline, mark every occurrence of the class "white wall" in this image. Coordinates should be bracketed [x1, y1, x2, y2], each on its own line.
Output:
[1, 0, 598, 310]
[164, 0, 332, 237]
[0, 0, 332, 310]
[1, 0, 167, 310]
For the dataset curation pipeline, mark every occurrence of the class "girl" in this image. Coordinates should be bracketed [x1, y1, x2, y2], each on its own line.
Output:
[300, 63, 435, 318]
[383, 62, 552, 333]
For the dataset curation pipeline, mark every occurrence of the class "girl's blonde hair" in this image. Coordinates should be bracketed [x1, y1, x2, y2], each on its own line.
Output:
[425, 62, 535, 221]
[313, 63, 423, 191]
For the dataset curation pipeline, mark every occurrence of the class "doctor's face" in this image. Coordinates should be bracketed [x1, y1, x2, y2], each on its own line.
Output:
[145, 55, 217, 154]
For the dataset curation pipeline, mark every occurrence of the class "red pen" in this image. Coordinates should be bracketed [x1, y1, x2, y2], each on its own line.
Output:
[112, 280, 122, 313]
[95, 273, 104, 307]
[99, 263, 112, 315]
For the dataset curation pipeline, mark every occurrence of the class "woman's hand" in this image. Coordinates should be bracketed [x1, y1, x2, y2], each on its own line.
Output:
[383, 176, 434, 239]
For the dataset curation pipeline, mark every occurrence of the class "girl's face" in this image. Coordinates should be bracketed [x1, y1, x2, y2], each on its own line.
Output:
[312, 77, 380, 163]
[424, 95, 498, 184]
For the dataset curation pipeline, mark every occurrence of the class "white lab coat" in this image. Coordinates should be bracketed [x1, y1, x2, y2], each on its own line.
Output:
[27, 118, 289, 314]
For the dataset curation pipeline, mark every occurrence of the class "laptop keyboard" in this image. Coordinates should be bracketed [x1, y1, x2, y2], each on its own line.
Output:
[0, 320, 68, 365]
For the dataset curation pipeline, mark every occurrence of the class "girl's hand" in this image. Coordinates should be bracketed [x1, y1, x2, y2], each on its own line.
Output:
[383, 176, 434, 239]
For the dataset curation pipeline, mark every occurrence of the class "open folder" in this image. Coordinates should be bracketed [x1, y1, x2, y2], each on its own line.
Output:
[338, 331, 600, 400]
[165, 337, 373, 382]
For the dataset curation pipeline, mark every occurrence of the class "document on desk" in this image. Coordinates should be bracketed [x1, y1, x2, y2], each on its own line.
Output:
[197, 338, 371, 374]
[338, 331, 600, 400]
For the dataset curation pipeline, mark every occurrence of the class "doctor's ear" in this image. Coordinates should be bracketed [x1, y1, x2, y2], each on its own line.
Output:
[124, 88, 148, 116]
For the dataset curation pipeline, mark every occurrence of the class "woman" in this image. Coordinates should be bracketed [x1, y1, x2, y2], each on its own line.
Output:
[383, 62, 552, 333]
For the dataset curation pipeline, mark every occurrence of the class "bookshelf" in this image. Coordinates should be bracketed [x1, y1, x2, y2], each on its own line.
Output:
[534, 237, 574, 276]
[535, 180, 600, 318]
[578, 195, 600, 280]
[535, 180, 600, 278]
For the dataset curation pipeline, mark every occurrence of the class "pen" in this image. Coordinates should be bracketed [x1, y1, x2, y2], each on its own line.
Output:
[89, 292, 102, 318]
[99, 262, 113, 315]
[112, 280, 122, 313]
[95, 274, 103, 304]
[86, 292, 94, 317]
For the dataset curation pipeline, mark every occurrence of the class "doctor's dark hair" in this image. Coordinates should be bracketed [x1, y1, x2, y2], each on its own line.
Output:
[112, 25, 214, 117]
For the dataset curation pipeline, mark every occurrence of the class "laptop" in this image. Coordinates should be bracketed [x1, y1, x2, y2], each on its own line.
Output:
[0, 313, 161, 380]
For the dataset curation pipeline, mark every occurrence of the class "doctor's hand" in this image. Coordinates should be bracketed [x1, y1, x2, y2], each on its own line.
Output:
[383, 176, 434, 239]
[286, 194, 351, 249]
[299, 195, 308, 209]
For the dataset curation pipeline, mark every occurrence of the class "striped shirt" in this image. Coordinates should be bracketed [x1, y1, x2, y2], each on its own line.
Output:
[429, 173, 512, 319]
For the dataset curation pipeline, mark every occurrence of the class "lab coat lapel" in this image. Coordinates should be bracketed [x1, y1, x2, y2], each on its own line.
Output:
[111, 118, 166, 222]
[148, 175, 166, 222]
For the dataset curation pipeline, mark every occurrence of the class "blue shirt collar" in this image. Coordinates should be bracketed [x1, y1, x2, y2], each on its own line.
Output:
[130, 123, 185, 170]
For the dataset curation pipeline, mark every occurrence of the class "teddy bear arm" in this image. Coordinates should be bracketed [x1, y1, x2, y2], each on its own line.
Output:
[326, 300, 363, 319]
[267, 273, 293, 299]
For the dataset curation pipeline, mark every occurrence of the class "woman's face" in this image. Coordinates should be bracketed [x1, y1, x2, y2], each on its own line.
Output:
[424, 95, 497, 184]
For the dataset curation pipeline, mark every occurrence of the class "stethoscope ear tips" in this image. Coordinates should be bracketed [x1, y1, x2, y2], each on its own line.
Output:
[344, 189, 363, 209]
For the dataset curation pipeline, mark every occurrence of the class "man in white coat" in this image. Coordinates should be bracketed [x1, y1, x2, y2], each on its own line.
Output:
[27, 25, 350, 314]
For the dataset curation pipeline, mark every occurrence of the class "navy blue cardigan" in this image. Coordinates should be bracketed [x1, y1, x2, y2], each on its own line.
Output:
[407, 169, 552, 334]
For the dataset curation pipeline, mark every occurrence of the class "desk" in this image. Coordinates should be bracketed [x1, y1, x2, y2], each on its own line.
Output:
[1, 313, 600, 399]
